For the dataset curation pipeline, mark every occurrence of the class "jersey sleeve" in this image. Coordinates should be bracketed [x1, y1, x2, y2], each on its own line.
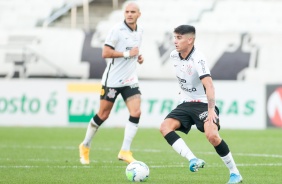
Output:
[170, 50, 178, 60]
[104, 26, 119, 49]
[195, 54, 211, 80]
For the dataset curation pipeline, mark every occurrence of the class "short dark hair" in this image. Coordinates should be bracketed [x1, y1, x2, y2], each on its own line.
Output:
[174, 25, 196, 35]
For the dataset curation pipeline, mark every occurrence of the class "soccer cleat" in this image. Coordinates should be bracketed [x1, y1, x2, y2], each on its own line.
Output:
[227, 173, 243, 184]
[118, 150, 136, 164]
[189, 158, 205, 172]
[79, 143, 90, 164]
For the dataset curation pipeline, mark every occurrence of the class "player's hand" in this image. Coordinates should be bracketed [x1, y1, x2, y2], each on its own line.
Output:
[137, 55, 144, 64]
[129, 47, 139, 57]
[204, 110, 218, 126]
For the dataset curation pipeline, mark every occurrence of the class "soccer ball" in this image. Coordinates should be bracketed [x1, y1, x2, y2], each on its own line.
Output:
[125, 161, 149, 182]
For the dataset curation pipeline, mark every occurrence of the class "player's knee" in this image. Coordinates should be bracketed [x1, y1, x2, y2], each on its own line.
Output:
[130, 109, 141, 117]
[160, 121, 170, 136]
[159, 123, 166, 135]
[206, 133, 221, 146]
[97, 111, 110, 121]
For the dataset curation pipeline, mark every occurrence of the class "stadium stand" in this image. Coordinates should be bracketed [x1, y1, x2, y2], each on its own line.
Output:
[190, 0, 282, 82]
[193, 0, 282, 33]
[0, 0, 281, 82]
[0, 0, 120, 79]
[47, 0, 126, 30]
[0, 0, 65, 29]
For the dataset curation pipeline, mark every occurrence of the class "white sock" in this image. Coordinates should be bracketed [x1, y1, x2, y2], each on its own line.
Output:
[82, 118, 99, 147]
[221, 152, 240, 174]
[121, 121, 138, 151]
[172, 138, 196, 161]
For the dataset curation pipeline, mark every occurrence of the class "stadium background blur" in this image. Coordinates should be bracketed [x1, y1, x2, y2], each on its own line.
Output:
[0, 0, 281, 129]
[1, 1, 282, 183]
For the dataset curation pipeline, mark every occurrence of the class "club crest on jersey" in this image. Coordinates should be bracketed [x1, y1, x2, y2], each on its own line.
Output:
[180, 64, 193, 75]
[187, 64, 192, 75]
[107, 88, 117, 98]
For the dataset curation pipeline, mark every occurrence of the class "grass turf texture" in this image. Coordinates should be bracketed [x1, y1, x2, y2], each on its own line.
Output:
[0, 127, 281, 184]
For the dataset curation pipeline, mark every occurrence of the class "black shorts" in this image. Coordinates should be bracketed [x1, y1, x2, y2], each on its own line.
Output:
[165, 102, 220, 134]
[100, 84, 141, 103]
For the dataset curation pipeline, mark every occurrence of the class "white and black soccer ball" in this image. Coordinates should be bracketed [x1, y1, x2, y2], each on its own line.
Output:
[125, 161, 149, 182]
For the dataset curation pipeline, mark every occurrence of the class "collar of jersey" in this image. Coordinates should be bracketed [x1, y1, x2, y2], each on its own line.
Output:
[123, 20, 137, 32]
[179, 46, 195, 61]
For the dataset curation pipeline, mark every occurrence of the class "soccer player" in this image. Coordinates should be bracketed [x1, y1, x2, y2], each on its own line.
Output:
[79, 1, 144, 164]
[159, 25, 243, 183]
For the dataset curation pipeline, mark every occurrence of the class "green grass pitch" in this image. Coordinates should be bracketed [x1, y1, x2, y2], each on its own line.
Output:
[0, 127, 281, 184]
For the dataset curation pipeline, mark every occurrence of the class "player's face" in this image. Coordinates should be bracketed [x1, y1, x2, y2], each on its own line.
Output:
[173, 33, 193, 53]
[124, 4, 140, 25]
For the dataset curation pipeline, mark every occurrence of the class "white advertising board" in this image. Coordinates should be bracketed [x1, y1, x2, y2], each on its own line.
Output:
[0, 80, 265, 129]
[213, 81, 265, 129]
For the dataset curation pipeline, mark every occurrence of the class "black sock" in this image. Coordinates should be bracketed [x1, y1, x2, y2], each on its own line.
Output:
[214, 139, 230, 157]
[93, 114, 104, 126]
[164, 131, 180, 146]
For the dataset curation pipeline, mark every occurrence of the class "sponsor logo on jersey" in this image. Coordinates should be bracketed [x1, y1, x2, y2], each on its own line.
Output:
[120, 77, 135, 85]
[177, 77, 186, 83]
[171, 53, 179, 59]
[177, 77, 197, 93]
[130, 83, 139, 89]
[180, 86, 197, 93]
[199, 60, 206, 73]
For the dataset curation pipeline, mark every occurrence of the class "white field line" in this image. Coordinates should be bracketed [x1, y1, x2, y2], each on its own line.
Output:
[197, 151, 282, 158]
[0, 145, 282, 158]
[0, 163, 282, 169]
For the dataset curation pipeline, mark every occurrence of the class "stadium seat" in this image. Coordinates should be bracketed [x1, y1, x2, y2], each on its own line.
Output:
[0, 0, 66, 29]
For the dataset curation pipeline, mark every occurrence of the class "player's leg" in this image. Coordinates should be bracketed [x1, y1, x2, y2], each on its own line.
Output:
[160, 104, 205, 172]
[204, 122, 242, 183]
[118, 86, 141, 163]
[79, 86, 117, 164]
[79, 99, 114, 164]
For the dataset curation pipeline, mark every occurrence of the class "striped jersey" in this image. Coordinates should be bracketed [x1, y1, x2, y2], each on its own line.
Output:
[170, 46, 211, 104]
[101, 21, 143, 87]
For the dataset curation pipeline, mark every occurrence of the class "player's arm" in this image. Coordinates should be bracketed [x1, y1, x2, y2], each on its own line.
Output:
[102, 45, 140, 59]
[201, 76, 218, 123]
[102, 45, 123, 58]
